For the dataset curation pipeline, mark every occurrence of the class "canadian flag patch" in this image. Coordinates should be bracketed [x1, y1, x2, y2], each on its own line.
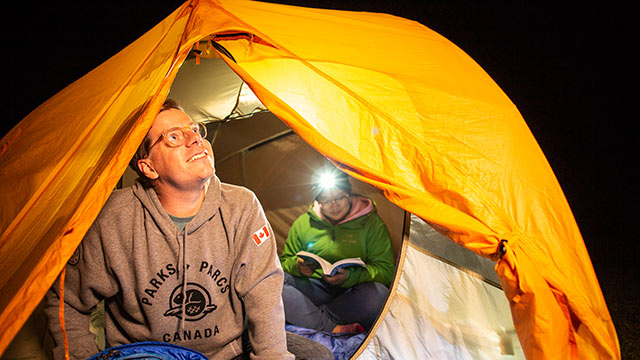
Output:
[252, 225, 270, 246]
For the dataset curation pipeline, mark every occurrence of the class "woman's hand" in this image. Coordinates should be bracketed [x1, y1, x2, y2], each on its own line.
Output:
[297, 257, 318, 276]
[323, 268, 348, 286]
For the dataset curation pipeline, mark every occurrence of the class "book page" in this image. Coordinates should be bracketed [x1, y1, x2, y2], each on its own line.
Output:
[296, 251, 366, 276]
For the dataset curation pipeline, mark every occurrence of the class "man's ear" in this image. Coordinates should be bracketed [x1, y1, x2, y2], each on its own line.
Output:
[137, 158, 159, 180]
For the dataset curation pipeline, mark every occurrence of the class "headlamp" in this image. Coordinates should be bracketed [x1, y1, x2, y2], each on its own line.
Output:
[318, 171, 337, 190]
[311, 166, 352, 199]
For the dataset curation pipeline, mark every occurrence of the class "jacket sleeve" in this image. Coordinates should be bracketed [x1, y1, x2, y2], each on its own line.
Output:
[341, 214, 396, 288]
[278, 216, 305, 276]
[231, 193, 294, 360]
[44, 221, 119, 360]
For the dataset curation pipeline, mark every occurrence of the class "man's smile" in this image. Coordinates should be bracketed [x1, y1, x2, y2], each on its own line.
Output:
[187, 150, 208, 162]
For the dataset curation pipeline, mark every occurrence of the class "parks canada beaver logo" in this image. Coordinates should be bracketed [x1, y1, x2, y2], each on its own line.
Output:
[164, 282, 217, 321]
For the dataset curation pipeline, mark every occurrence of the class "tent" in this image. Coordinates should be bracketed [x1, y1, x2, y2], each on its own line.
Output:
[0, 0, 619, 359]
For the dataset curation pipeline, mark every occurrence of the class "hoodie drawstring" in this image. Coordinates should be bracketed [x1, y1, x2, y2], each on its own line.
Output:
[178, 229, 187, 334]
[219, 208, 230, 248]
[59, 267, 70, 360]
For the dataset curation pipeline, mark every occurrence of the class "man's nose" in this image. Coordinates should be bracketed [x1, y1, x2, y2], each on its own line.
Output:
[186, 131, 204, 146]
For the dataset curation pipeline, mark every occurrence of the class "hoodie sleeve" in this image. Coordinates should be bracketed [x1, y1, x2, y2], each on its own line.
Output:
[341, 213, 396, 289]
[279, 216, 305, 277]
[231, 192, 294, 360]
[44, 220, 119, 360]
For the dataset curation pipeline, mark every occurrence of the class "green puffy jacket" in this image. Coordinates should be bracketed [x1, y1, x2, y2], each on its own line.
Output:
[280, 196, 395, 288]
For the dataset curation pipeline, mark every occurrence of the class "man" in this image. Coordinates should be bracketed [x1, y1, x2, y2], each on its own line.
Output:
[45, 100, 332, 359]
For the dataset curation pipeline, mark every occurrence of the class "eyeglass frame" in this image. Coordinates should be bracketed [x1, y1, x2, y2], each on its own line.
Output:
[146, 122, 207, 156]
[317, 194, 350, 206]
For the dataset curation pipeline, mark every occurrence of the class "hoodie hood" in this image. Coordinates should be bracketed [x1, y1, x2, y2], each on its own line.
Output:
[311, 194, 375, 225]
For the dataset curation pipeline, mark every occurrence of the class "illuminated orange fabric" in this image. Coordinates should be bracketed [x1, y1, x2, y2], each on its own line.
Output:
[0, 1, 619, 358]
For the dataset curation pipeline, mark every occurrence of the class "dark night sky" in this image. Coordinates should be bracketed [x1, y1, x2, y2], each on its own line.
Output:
[4, 0, 636, 316]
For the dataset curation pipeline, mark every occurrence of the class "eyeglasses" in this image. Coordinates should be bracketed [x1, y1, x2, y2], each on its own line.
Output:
[147, 123, 207, 154]
[317, 194, 349, 206]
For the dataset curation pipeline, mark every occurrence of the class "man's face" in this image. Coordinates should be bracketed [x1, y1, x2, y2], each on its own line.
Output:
[142, 108, 214, 190]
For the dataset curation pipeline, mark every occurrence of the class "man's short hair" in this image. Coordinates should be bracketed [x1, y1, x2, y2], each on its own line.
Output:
[128, 99, 184, 183]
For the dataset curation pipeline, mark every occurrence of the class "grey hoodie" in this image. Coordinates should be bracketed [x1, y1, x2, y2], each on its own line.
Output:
[45, 176, 293, 359]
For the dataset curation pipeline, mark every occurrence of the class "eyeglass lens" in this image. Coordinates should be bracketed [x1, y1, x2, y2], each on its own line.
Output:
[319, 195, 348, 205]
[165, 124, 206, 146]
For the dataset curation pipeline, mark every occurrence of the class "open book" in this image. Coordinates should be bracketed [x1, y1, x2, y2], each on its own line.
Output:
[296, 250, 366, 276]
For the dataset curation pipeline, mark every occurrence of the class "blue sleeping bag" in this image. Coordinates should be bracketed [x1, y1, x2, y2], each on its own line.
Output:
[285, 324, 366, 360]
[87, 341, 207, 360]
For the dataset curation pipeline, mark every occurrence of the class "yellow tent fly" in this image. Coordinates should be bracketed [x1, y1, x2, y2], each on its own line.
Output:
[0, 1, 619, 359]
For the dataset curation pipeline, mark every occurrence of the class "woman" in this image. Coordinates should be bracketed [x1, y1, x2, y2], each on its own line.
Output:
[279, 167, 395, 333]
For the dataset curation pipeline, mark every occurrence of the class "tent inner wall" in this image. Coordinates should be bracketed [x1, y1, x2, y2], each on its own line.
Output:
[357, 214, 524, 359]
[409, 215, 500, 286]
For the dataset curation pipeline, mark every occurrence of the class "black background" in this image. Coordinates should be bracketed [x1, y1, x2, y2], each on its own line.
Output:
[3, 1, 636, 356]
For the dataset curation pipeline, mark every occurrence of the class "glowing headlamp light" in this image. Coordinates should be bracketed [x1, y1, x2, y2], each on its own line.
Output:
[312, 166, 351, 200]
[318, 172, 337, 190]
